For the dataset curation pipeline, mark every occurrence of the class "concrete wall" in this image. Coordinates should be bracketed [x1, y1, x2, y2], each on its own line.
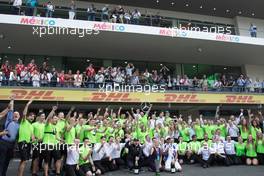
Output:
[243, 64, 264, 81]
[234, 16, 264, 38]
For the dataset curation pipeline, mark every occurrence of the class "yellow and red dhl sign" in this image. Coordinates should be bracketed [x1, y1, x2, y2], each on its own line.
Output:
[0, 88, 263, 104]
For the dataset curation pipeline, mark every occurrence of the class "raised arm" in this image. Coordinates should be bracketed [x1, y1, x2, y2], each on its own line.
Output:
[46, 106, 57, 123]
[215, 105, 220, 120]
[66, 106, 75, 121]
[23, 100, 33, 119]
[117, 106, 122, 118]
[145, 104, 153, 117]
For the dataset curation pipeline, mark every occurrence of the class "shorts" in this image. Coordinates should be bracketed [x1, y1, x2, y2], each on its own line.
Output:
[80, 163, 92, 174]
[32, 142, 41, 159]
[18, 142, 31, 161]
[41, 144, 62, 163]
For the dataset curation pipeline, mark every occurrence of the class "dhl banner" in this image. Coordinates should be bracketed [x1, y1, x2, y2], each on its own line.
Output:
[0, 88, 264, 104]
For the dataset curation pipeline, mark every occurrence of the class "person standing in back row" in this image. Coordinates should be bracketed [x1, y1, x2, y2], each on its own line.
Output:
[0, 95, 20, 176]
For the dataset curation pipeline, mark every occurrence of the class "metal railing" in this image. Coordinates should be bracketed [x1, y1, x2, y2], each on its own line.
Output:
[0, 79, 263, 94]
[2, 2, 263, 37]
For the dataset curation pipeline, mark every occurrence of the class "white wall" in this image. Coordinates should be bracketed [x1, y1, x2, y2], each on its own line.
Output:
[243, 64, 264, 81]
[234, 16, 264, 38]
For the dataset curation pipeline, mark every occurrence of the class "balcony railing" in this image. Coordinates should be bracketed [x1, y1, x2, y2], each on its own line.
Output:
[2, 2, 262, 37]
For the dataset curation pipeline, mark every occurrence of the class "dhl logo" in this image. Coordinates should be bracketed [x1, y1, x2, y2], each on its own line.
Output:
[161, 94, 202, 103]
[9, 90, 61, 100]
[85, 92, 133, 102]
[223, 95, 257, 103]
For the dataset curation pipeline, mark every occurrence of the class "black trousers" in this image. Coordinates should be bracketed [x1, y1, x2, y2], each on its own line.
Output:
[0, 140, 15, 176]
[212, 154, 228, 166]
[198, 155, 213, 167]
[65, 164, 79, 176]
[257, 153, 264, 165]
[226, 154, 237, 165]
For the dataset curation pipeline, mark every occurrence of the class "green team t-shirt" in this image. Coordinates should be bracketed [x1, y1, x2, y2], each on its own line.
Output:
[79, 145, 91, 166]
[32, 121, 45, 143]
[194, 125, 204, 140]
[218, 124, 227, 138]
[257, 140, 264, 154]
[180, 128, 190, 142]
[178, 142, 188, 155]
[65, 125, 76, 144]
[239, 125, 249, 140]
[246, 143, 257, 157]
[188, 141, 201, 153]
[203, 125, 215, 139]
[83, 125, 97, 144]
[43, 123, 57, 145]
[250, 126, 262, 140]
[56, 119, 66, 142]
[18, 119, 33, 143]
[235, 142, 246, 156]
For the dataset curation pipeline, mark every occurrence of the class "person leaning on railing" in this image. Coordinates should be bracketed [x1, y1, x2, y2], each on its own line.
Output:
[11, 0, 22, 15]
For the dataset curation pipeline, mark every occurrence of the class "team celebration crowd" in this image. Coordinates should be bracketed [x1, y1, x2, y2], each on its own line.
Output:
[1, 59, 264, 92]
[0, 96, 264, 176]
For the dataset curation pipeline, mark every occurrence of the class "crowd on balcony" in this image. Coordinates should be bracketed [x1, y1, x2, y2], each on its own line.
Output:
[9, 0, 166, 26]
[0, 59, 264, 93]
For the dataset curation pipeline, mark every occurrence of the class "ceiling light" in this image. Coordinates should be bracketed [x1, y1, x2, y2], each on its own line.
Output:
[7, 46, 11, 49]
[0, 34, 4, 39]
[238, 11, 242, 14]
[124, 61, 128, 64]
[171, 2, 175, 6]
[156, 0, 159, 3]
[213, 7, 216, 11]
[252, 13, 255, 16]
[185, 4, 189, 7]
[200, 5, 203, 9]
[160, 64, 163, 66]
[224, 67, 227, 70]
[86, 59, 90, 62]
[226, 9, 230, 13]
[193, 65, 196, 68]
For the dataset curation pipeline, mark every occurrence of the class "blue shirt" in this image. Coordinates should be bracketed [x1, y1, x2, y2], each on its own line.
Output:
[1, 111, 20, 142]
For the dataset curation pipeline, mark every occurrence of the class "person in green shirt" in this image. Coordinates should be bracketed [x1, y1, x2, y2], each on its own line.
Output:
[256, 131, 264, 165]
[64, 117, 77, 145]
[177, 136, 188, 164]
[186, 135, 201, 164]
[201, 133, 212, 148]
[32, 112, 46, 176]
[17, 100, 35, 176]
[239, 118, 250, 141]
[194, 120, 204, 141]
[179, 124, 190, 142]
[78, 138, 99, 176]
[245, 134, 258, 166]
[235, 136, 246, 165]
[41, 105, 62, 176]
[250, 119, 262, 140]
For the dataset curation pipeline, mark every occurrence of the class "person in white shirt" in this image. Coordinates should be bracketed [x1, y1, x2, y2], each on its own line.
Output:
[65, 139, 80, 176]
[12, 0, 22, 15]
[227, 120, 239, 141]
[31, 70, 40, 87]
[9, 70, 18, 86]
[92, 136, 109, 174]
[142, 135, 153, 166]
[163, 137, 182, 172]
[198, 142, 213, 168]
[224, 136, 236, 165]
[73, 70, 83, 88]
[211, 136, 228, 166]
[110, 137, 125, 169]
